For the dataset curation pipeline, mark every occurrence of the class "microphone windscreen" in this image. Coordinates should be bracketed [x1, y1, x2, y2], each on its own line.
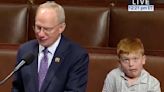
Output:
[22, 52, 35, 65]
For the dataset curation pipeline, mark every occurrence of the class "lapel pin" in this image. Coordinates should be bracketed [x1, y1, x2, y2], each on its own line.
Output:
[55, 57, 60, 63]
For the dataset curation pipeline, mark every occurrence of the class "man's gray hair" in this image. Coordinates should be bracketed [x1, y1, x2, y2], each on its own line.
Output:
[36, 1, 65, 23]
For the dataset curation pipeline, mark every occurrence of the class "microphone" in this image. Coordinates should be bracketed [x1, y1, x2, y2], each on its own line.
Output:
[0, 52, 35, 85]
[14, 53, 35, 72]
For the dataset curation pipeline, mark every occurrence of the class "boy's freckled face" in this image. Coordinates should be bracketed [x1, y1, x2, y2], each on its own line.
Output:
[119, 52, 146, 78]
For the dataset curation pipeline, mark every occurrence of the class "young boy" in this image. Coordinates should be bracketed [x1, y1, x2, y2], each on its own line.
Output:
[102, 38, 161, 92]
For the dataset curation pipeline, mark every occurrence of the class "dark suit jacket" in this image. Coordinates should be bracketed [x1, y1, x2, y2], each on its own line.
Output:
[12, 35, 89, 92]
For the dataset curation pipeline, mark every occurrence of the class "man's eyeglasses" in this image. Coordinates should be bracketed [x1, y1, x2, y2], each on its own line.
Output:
[33, 23, 61, 34]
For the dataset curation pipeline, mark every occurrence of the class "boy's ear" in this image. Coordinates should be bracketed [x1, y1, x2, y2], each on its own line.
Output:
[142, 55, 146, 65]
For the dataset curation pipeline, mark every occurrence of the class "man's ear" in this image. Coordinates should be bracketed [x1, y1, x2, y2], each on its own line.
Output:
[59, 22, 66, 33]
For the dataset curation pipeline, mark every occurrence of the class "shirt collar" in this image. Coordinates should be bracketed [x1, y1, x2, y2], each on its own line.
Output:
[139, 69, 149, 84]
[119, 67, 148, 84]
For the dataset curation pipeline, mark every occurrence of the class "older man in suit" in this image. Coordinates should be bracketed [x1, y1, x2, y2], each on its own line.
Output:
[12, 1, 89, 92]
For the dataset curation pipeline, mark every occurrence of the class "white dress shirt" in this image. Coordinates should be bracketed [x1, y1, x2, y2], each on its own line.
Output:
[37, 36, 61, 72]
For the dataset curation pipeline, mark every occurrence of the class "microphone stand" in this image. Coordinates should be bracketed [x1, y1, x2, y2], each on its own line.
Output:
[0, 70, 15, 85]
[0, 61, 25, 85]
[0, 53, 34, 85]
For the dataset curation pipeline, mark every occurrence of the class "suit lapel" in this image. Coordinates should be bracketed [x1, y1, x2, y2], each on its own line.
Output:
[40, 36, 70, 92]
[23, 43, 39, 92]
[30, 53, 39, 92]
